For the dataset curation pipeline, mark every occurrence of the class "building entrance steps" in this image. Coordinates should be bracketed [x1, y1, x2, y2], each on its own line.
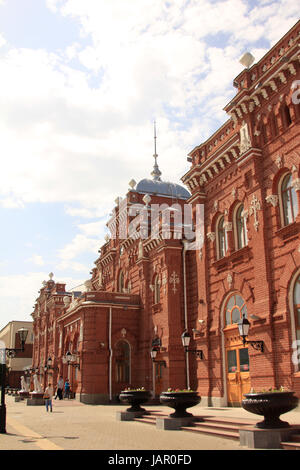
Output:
[132, 407, 300, 449]
[133, 411, 257, 440]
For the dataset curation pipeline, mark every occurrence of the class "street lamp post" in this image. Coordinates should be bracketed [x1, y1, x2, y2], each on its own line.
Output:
[0, 328, 29, 433]
[150, 348, 158, 396]
[238, 315, 264, 352]
[62, 352, 80, 398]
[150, 348, 166, 398]
[181, 330, 203, 390]
[62, 351, 80, 369]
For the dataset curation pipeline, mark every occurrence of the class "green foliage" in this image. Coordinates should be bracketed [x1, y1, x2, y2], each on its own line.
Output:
[123, 387, 146, 392]
[250, 386, 289, 394]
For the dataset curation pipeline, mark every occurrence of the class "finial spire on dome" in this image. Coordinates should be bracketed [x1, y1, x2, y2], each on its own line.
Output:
[151, 120, 162, 181]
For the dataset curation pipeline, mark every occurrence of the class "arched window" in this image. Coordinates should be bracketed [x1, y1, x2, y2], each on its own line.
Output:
[270, 114, 279, 137]
[261, 123, 268, 144]
[282, 104, 292, 127]
[115, 340, 130, 383]
[294, 274, 300, 342]
[154, 275, 160, 304]
[280, 173, 298, 226]
[118, 271, 125, 292]
[235, 204, 248, 250]
[225, 293, 248, 326]
[217, 216, 228, 259]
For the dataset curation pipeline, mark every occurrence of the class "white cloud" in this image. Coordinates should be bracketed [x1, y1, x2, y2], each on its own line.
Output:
[0, 0, 298, 212]
[0, 33, 6, 48]
[0, 272, 85, 330]
[1, 0, 299, 329]
[27, 254, 45, 266]
[56, 233, 100, 271]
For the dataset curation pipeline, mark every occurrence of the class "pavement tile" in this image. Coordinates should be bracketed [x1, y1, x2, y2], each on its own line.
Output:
[1, 396, 300, 451]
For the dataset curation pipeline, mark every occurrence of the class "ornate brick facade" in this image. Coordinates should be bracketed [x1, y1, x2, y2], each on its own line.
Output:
[32, 21, 300, 406]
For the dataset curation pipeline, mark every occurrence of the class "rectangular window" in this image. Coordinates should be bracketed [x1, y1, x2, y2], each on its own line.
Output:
[227, 350, 237, 373]
[239, 348, 250, 371]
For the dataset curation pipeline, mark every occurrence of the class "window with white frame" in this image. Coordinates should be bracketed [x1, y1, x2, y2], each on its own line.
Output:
[118, 270, 125, 292]
[235, 204, 248, 250]
[280, 173, 298, 226]
[294, 274, 300, 343]
[154, 275, 160, 304]
[216, 216, 228, 259]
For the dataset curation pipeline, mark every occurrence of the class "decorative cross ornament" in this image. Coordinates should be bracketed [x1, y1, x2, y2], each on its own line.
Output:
[169, 271, 180, 294]
[249, 194, 261, 231]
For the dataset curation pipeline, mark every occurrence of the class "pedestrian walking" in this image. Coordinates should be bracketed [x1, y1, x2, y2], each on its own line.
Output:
[64, 379, 70, 399]
[56, 376, 64, 400]
[43, 383, 54, 412]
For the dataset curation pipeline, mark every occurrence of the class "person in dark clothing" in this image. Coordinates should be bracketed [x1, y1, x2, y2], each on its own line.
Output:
[55, 376, 64, 400]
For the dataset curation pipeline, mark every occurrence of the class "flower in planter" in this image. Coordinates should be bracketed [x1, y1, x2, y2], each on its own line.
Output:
[250, 386, 289, 394]
[166, 388, 197, 393]
[124, 387, 146, 391]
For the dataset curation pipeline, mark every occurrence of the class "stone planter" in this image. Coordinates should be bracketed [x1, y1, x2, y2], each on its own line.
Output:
[242, 391, 299, 429]
[159, 391, 201, 418]
[119, 390, 151, 412]
[18, 391, 30, 399]
[27, 391, 45, 406]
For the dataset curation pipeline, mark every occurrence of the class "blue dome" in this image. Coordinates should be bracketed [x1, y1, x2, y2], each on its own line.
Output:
[135, 178, 190, 200]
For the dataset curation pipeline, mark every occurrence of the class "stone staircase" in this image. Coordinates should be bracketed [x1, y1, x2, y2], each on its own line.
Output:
[133, 411, 256, 440]
[281, 433, 300, 450]
[133, 410, 300, 449]
[181, 416, 254, 440]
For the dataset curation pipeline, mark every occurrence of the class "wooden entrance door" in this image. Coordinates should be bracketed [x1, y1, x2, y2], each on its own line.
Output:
[226, 344, 250, 406]
[224, 292, 251, 406]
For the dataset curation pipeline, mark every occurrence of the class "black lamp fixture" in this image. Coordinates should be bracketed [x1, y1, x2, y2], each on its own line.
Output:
[150, 347, 158, 361]
[44, 356, 54, 372]
[0, 328, 29, 433]
[62, 351, 80, 369]
[150, 348, 166, 367]
[181, 330, 203, 359]
[5, 328, 29, 358]
[238, 314, 264, 352]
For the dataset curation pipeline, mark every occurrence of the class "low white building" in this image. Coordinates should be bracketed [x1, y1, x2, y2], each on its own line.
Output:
[0, 321, 33, 388]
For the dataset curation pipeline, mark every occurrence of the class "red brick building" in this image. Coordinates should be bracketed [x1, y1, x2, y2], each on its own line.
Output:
[32, 21, 300, 406]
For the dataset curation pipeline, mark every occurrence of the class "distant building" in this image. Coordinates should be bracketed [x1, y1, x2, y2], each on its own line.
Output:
[31, 20, 300, 406]
[0, 321, 33, 389]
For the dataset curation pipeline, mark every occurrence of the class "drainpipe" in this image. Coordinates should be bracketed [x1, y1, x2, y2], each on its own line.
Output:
[182, 239, 190, 389]
[109, 307, 112, 402]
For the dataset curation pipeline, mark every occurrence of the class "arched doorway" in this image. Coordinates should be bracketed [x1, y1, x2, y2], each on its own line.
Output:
[114, 340, 130, 393]
[223, 293, 251, 406]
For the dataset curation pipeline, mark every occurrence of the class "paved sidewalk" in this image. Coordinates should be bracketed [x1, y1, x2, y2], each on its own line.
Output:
[1, 396, 300, 451]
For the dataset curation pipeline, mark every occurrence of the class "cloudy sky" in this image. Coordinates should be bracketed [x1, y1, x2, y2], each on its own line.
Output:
[0, 0, 298, 330]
